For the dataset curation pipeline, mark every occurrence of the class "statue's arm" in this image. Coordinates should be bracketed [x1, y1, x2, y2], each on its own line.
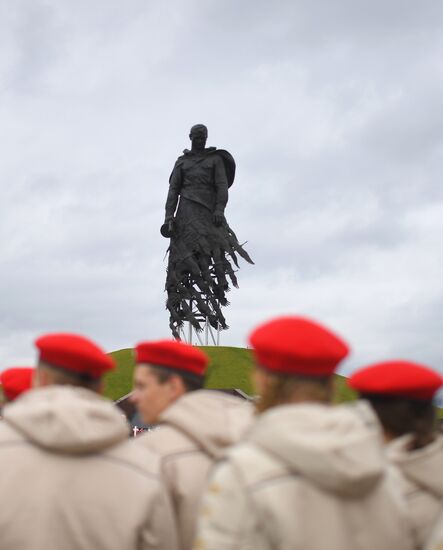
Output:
[213, 156, 228, 216]
[164, 164, 182, 222]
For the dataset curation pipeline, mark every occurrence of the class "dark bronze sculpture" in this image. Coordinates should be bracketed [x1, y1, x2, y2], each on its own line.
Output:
[162, 124, 254, 339]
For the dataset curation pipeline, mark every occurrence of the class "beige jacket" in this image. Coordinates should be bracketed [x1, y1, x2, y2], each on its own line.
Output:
[0, 386, 178, 550]
[425, 510, 443, 550]
[194, 401, 414, 550]
[137, 389, 253, 550]
[387, 435, 443, 549]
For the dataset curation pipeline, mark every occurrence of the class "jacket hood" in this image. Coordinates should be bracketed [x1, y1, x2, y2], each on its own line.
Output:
[248, 400, 386, 497]
[387, 434, 443, 498]
[3, 386, 129, 454]
[159, 390, 254, 458]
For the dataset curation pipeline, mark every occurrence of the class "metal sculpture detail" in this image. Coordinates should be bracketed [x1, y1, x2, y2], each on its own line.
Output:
[162, 124, 254, 339]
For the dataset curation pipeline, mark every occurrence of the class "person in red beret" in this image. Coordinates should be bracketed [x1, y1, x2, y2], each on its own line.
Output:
[0, 333, 178, 550]
[131, 339, 253, 550]
[0, 367, 33, 403]
[349, 360, 443, 549]
[193, 316, 414, 550]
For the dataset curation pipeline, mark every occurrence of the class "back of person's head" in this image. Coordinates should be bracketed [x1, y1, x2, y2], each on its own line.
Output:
[349, 360, 443, 449]
[34, 333, 115, 394]
[249, 316, 349, 412]
[0, 367, 34, 404]
[132, 339, 209, 424]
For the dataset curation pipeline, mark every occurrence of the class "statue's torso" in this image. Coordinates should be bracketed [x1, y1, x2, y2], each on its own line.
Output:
[181, 153, 216, 186]
[178, 152, 219, 211]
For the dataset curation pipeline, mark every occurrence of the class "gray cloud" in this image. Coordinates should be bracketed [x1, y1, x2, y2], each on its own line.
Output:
[1, 0, 442, 381]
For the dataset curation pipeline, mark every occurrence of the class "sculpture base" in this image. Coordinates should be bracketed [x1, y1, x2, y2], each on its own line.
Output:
[178, 316, 221, 346]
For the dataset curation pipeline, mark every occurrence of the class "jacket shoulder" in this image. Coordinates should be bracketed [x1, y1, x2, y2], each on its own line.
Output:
[0, 420, 27, 447]
[102, 437, 164, 482]
[227, 442, 293, 490]
[136, 425, 200, 458]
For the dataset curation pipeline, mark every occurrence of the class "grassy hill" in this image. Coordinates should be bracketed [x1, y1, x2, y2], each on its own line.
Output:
[105, 346, 443, 419]
[105, 346, 357, 403]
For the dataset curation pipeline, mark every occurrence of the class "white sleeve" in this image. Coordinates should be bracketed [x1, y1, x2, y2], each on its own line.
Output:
[425, 511, 443, 550]
[193, 460, 256, 550]
[140, 486, 179, 550]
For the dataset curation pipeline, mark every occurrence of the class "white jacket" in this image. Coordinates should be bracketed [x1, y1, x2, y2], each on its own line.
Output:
[137, 389, 253, 550]
[388, 434, 443, 549]
[194, 400, 414, 550]
[425, 509, 443, 550]
[0, 386, 178, 550]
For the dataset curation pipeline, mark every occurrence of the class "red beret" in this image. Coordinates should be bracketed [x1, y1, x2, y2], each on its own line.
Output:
[135, 340, 209, 377]
[0, 368, 34, 401]
[349, 360, 443, 400]
[35, 333, 115, 379]
[249, 316, 349, 376]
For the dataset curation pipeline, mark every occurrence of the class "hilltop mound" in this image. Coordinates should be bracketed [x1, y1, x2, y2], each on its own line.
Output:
[104, 346, 357, 403]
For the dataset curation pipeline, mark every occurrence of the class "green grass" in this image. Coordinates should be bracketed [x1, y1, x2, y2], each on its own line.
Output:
[105, 346, 357, 402]
[201, 346, 256, 394]
[105, 349, 137, 400]
[105, 347, 442, 418]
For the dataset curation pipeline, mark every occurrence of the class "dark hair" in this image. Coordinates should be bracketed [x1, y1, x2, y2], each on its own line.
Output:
[362, 393, 437, 450]
[148, 365, 204, 393]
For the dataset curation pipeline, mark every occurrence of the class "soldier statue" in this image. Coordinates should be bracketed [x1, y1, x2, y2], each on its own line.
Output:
[161, 124, 254, 339]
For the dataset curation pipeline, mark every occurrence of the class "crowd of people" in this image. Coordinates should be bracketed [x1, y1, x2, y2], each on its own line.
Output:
[0, 315, 442, 550]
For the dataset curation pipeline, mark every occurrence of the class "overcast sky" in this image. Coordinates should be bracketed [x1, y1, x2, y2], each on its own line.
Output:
[1, 0, 442, 379]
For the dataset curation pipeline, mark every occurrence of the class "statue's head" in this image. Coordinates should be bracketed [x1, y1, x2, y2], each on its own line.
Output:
[189, 124, 208, 150]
